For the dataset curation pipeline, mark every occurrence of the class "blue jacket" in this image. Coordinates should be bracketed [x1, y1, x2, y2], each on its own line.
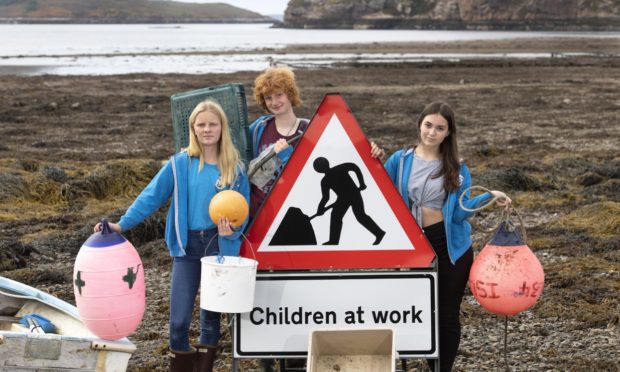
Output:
[249, 115, 294, 164]
[384, 148, 491, 264]
[249, 115, 310, 164]
[118, 152, 250, 257]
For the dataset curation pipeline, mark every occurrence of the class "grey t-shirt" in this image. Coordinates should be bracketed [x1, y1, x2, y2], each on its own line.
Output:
[407, 152, 446, 226]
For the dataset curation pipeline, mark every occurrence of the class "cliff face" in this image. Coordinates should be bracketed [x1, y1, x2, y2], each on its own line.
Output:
[283, 0, 620, 30]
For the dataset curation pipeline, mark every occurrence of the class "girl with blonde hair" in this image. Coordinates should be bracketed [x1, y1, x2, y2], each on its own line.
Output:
[95, 100, 250, 372]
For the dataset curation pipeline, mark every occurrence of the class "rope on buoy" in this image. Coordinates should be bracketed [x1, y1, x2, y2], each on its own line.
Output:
[458, 185, 527, 244]
[461, 186, 537, 371]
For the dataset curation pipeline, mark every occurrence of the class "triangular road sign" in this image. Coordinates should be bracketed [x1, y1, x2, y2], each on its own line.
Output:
[241, 94, 436, 270]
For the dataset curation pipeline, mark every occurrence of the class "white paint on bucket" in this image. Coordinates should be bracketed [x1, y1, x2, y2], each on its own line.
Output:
[200, 256, 258, 313]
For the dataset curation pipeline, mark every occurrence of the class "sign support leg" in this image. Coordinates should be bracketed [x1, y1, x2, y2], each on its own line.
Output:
[229, 314, 239, 372]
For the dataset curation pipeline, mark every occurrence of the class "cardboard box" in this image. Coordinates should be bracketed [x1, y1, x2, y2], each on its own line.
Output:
[307, 328, 396, 372]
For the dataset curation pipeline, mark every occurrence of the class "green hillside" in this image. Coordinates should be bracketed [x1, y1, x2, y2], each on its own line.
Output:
[0, 0, 273, 23]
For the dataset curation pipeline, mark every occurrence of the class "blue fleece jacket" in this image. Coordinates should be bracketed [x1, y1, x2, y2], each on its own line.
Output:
[249, 115, 294, 163]
[384, 148, 491, 264]
[118, 152, 250, 257]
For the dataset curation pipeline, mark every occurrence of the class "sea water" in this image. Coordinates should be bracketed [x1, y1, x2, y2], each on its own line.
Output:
[0, 23, 617, 75]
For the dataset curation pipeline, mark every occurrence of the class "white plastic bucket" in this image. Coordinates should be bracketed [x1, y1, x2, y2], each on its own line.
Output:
[200, 255, 258, 313]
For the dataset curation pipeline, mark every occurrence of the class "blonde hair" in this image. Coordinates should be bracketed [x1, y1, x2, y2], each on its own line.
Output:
[253, 67, 302, 112]
[186, 100, 241, 188]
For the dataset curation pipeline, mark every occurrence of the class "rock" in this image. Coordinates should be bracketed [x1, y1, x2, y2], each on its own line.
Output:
[577, 171, 604, 186]
[283, 0, 620, 30]
[41, 165, 69, 183]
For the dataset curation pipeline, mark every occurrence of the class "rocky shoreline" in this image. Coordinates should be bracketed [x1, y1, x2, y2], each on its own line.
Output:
[282, 0, 620, 31]
[0, 37, 618, 371]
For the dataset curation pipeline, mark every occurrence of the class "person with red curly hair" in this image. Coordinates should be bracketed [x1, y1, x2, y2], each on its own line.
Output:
[249, 68, 309, 371]
[249, 67, 309, 219]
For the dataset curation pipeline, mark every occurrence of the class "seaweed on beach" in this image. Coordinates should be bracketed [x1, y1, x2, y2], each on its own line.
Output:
[474, 167, 555, 192]
[0, 239, 35, 271]
[0, 172, 28, 201]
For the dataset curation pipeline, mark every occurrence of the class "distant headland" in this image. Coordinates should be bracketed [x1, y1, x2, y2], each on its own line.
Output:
[0, 0, 275, 24]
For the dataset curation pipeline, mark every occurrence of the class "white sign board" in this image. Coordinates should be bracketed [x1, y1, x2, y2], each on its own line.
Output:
[234, 271, 438, 358]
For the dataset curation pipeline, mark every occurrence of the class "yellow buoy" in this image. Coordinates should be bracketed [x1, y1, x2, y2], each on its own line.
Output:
[208, 190, 248, 228]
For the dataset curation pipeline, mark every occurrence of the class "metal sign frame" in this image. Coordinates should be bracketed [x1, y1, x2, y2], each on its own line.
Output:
[233, 270, 438, 359]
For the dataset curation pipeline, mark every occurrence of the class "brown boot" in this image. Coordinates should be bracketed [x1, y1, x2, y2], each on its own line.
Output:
[169, 347, 196, 372]
[194, 344, 217, 372]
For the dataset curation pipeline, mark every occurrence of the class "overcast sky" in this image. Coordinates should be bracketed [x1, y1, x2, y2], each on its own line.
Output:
[173, 0, 290, 15]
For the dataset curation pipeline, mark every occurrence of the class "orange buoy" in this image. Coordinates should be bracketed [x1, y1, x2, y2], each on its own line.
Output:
[468, 221, 544, 316]
[209, 189, 248, 228]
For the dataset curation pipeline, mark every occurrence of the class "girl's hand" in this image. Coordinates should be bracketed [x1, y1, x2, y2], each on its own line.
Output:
[93, 222, 121, 233]
[370, 142, 385, 159]
[491, 191, 512, 210]
[273, 138, 290, 154]
[218, 218, 233, 236]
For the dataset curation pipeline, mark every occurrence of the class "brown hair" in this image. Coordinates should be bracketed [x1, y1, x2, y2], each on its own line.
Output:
[416, 101, 460, 192]
[253, 67, 301, 112]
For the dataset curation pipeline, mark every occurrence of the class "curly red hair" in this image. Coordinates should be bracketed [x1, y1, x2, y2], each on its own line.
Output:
[253, 67, 302, 112]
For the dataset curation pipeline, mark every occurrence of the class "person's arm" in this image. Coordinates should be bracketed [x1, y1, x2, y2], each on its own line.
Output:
[94, 160, 174, 233]
[118, 160, 174, 231]
[249, 115, 270, 157]
[383, 151, 400, 184]
[453, 165, 493, 222]
[275, 141, 294, 160]
[275, 121, 307, 166]
[94, 221, 121, 233]
[218, 169, 251, 256]
[370, 142, 385, 160]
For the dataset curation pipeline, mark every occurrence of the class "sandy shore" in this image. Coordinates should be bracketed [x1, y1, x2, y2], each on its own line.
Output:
[1, 36, 619, 76]
[0, 37, 618, 371]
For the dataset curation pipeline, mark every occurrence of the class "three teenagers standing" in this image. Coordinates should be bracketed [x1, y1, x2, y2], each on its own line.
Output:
[372, 101, 511, 371]
[94, 66, 510, 372]
[94, 100, 250, 372]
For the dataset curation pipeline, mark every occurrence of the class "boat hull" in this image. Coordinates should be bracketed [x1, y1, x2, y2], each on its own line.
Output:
[0, 276, 136, 372]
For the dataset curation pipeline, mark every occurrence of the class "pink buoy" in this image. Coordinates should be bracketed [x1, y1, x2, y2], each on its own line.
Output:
[468, 221, 544, 316]
[73, 220, 145, 340]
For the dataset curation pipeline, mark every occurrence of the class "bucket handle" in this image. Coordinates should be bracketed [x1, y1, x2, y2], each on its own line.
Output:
[212, 232, 258, 268]
[239, 232, 258, 268]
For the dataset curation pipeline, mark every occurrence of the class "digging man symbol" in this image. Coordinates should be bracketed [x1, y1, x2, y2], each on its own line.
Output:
[313, 157, 385, 245]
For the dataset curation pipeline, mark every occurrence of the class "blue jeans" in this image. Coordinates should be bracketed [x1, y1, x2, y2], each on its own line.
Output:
[169, 229, 221, 351]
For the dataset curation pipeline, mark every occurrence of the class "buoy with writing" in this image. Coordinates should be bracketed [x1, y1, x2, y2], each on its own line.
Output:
[468, 219, 545, 316]
[209, 189, 249, 228]
[73, 219, 145, 340]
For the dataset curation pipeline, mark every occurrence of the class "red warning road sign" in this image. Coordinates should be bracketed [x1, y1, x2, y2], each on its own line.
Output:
[241, 94, 436, 270]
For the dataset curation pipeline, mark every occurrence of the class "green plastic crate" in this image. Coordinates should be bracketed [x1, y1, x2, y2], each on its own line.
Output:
[170, 83, 252, 166]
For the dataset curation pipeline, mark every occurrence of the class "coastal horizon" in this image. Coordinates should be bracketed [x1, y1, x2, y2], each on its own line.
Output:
[1, 26, 619, 76]
[0, 32, 618, 371]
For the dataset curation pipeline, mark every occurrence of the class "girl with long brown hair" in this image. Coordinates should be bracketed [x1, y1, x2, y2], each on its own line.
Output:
[373, 101, 510, 371]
